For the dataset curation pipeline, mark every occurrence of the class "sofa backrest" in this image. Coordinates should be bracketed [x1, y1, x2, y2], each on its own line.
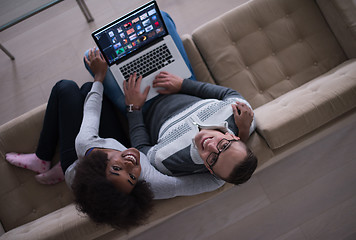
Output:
[191, 0, 347, 109]
[317, 0, 356, 59]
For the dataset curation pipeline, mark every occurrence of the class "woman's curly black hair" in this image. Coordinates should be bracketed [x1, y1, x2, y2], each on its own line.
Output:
[71, 150, 154, 230]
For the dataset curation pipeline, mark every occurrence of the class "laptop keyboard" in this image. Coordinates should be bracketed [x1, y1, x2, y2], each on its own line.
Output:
[120, 43, 175, 80]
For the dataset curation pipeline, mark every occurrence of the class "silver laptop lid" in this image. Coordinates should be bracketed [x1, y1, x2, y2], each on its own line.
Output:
[92, 0, 168, 66]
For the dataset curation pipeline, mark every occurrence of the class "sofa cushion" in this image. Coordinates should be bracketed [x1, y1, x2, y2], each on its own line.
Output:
[254, 59, 356, 149]
[192, 0, 347, 109]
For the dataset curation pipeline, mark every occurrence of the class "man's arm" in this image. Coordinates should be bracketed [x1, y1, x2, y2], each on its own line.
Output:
[232, 102, 254, 142]
[180, 79, 243, 100]
[153, 71, 243, 100]
[123, 73, 153, 154]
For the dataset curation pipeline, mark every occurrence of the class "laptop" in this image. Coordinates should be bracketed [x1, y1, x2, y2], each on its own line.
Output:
[92, 0, 191, 100]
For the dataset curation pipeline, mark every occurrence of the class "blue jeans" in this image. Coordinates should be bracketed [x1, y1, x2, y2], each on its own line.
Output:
[84, 11, 196, 114]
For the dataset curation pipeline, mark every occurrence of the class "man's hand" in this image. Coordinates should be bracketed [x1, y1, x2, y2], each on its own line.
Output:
[152, 71, 183, 94]
[232, 102, 254, 142]
[123, 73, 150, 109]
[84, 47, 107, 83]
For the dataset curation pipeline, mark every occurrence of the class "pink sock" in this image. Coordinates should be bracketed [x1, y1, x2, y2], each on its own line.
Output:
[35, 162, 64, 185]
[5, 153, 50, 174]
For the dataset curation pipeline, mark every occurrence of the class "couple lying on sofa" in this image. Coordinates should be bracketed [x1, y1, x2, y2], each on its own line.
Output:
[5, 12, 257, 230]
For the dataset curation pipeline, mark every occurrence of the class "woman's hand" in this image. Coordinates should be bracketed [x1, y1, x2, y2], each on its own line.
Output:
[232, 102, 254, 142]
[123, 73, 150, 109]
[152, 71, 183, 94]
[84, 47, 108, 83]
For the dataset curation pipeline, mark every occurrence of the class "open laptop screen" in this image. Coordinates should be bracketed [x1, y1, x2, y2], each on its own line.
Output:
[92, 1, 168, 66]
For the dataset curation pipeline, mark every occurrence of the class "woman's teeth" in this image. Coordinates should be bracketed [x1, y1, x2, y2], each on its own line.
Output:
[125, 154, 137, 164]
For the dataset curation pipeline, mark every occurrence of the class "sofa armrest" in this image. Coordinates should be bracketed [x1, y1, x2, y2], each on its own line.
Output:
[0, 104, 73, 232]
[254, 60, 356, 149]
[0, 104, 46, 156]
[0, 204, 112, 240]
[0, 104, 47, 202]
[317, 0, 356, 58]
[0, 185, 234, 240]
[246, 131, 274, 169]
[181, 34, 216, 84]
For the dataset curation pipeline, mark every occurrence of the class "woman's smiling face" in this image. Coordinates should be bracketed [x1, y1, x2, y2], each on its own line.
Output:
[102, 148, 142, 194]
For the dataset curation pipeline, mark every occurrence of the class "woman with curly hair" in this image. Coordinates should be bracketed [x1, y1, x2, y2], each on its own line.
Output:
[6, 47, 224, 230]
[72, 150, 154, 229]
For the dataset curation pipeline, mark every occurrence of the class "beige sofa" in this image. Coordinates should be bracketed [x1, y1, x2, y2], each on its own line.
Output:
[1, 0, 355, 239]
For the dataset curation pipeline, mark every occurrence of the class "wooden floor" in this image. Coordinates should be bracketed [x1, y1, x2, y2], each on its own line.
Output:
[1, 1, 356, 239]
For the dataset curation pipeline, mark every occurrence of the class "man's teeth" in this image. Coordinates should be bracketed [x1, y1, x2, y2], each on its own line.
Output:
[203, 138, 212, 148]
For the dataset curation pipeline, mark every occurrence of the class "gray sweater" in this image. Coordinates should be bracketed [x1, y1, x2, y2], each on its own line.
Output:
[127, 79, 256, 176]
[65, 81, 224, 199]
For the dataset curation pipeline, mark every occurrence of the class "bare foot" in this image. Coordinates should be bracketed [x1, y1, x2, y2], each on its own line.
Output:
[35, 162, 64, 185]
[6, 153, 50, 173]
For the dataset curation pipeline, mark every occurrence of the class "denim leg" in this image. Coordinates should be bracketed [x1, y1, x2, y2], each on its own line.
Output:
[161, 11, 196, 80]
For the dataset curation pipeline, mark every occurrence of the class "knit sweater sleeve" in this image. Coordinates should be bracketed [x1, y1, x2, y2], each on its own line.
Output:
[180, 79, 245, 100]
[180, 79, 256, 136]
[75, 81, 104, 159]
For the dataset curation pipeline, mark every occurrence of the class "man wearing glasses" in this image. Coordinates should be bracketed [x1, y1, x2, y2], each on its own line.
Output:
[124, 71, 257, 186]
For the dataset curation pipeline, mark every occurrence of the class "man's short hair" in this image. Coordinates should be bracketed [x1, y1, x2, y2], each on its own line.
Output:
[225, 147, 258, 185]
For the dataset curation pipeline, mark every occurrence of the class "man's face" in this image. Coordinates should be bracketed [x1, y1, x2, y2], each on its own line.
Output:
[194, 129, 247, 179]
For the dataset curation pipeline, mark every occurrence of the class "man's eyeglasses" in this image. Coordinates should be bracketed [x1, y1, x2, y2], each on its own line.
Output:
[206, 138, 239, 170]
